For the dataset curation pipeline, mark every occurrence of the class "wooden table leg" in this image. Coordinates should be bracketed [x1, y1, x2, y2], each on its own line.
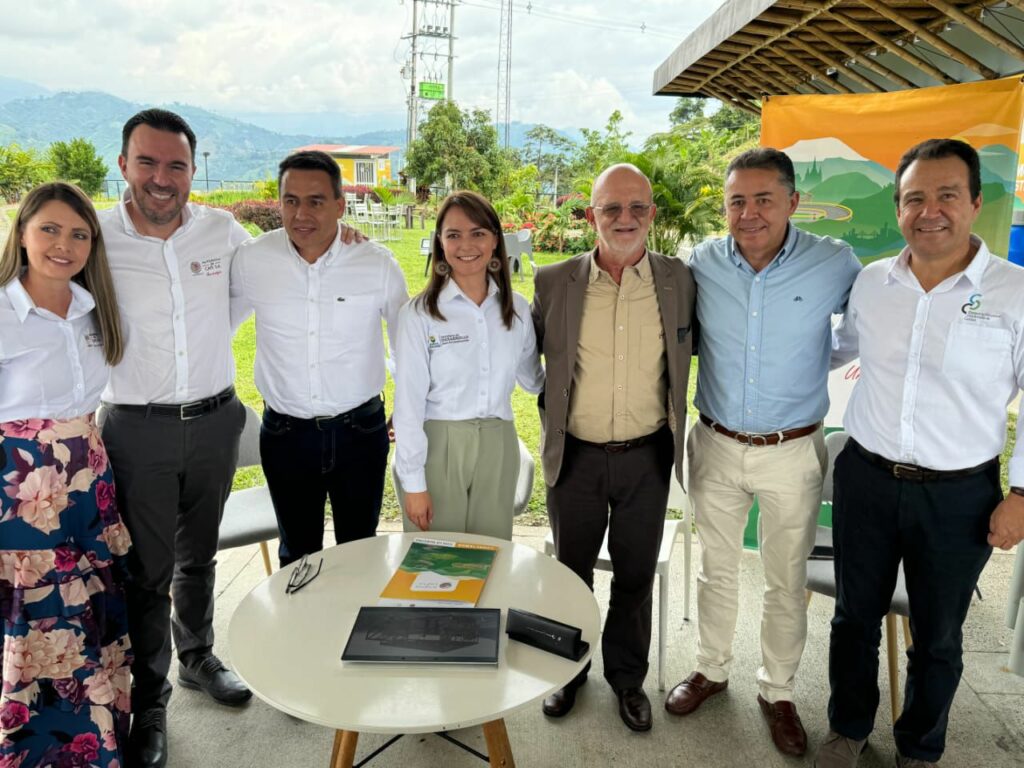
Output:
[481, 718, 515, 768]
[330, 730, 359, 768]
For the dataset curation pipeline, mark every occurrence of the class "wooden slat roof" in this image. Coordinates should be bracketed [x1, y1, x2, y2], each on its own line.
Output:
[653, 0, 1024, 114]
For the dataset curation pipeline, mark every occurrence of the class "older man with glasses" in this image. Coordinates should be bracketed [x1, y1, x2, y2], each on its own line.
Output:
[531, 163, 696, 731]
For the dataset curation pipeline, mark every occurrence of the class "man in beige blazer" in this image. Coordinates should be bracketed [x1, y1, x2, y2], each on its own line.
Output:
[531, 163, 695, 731]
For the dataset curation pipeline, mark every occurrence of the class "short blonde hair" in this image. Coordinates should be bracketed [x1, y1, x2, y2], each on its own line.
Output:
[1, 182, 124, 365]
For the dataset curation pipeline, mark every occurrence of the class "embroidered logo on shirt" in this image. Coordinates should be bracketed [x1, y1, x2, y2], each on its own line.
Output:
[189, 257, 223, 277]
[429, 333, 470, 349]
[961, 293, 982, 314]
[83, 332, 103, 348]
[793, 296, 804, 302]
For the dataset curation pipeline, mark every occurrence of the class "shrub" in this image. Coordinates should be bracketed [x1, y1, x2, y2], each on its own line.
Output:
[222, 200, 282, 232]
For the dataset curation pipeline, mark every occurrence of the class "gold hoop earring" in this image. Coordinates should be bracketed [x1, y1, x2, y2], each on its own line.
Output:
[434, 261, 450, 276]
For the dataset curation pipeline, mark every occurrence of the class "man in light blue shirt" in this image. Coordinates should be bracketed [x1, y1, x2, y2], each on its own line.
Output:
[664, 148, 861, 758]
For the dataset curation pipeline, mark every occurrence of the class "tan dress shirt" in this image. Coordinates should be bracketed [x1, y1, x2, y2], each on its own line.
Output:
[568, 252, 668, 442]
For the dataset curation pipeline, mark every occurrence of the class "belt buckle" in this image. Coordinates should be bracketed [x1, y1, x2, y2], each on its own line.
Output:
[749, 434, 769, 447]
[735, 431, 751, 445]
[892, 463, 921, 480]
[604, 441, 627, 454]
[180, 402, 203, 421]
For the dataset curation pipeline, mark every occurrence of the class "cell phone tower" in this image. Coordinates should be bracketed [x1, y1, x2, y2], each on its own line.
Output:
[402, 0, 457, 149]
[496, 0, 512, 149]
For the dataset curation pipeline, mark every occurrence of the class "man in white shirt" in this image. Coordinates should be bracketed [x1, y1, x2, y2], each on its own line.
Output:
[98, 109, 251, 768]
[230, 150, 407, 567]
[816, 139, 1024, 768]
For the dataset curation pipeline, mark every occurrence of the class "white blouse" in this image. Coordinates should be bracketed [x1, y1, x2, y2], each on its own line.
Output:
[394, 279, 544, 492]
[0, 279, 109, 422]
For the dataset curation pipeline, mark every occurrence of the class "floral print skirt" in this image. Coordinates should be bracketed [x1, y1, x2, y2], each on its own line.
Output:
[0, 415, 132, 768]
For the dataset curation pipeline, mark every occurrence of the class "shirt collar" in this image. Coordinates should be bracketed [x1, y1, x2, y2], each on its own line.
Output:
[118, 189, 194, 239]
[4, 277, 95, 323]
[285, 222, 343, 266]
[587, 249, 653, 284]
[727, 223, 797, 271]
[887, 234, 990, 291]
[438, 275, 499, 305]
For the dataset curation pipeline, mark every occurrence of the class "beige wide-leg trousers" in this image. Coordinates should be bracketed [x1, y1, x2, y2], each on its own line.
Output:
[689, 419, 826, 702]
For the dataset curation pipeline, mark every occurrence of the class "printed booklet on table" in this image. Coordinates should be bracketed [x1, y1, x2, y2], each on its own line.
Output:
[378, 537, 498, 607]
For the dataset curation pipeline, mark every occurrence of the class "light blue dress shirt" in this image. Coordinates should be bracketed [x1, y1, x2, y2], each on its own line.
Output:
[690, 225, 862, 433]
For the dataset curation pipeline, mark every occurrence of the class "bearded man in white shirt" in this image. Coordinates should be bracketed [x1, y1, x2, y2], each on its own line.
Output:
[98, 109, 252, 768]
[816, 138, 1024, 768]
[229, 150, 407, 568]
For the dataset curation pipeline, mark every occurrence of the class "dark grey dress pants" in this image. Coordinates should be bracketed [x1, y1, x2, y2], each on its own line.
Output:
[546, 426, 673, 691]
[102, 396, 245, 711]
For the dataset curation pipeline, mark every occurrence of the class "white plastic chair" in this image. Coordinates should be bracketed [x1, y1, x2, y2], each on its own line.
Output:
[218, 406, 279, 576]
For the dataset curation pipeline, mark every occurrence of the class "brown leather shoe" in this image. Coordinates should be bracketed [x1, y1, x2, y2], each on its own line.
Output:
[757, 695, 807, 757]
[664, 671, 728, 716]
[616, 687, 652, 732]
[542, 673, 587, 718]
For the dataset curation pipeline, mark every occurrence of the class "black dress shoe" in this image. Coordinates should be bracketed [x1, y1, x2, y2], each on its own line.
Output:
[177, 654, 252, 706]
[616, 687, 652, 732]
[130, 707, 168, 768]
[542, 672, 587, 718]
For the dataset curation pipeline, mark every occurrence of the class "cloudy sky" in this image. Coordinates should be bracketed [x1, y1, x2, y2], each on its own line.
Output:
[4, 0, 718, 140]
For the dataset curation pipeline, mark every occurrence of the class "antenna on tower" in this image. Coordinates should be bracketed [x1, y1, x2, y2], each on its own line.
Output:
[402, 0, 458, 191]
[496, 0, 512, 149]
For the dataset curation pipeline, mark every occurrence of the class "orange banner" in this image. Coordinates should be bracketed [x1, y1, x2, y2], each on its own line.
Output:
[761, 76, 1024, 261]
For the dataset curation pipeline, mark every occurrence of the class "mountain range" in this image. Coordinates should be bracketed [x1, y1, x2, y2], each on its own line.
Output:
[0, 78, 569, 182]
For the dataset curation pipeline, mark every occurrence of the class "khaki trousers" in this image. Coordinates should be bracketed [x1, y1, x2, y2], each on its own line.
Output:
[689, 419, 826, 702]
[400, 418, 519, 540]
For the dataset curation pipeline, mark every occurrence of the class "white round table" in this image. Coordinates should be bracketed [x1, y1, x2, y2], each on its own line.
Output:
[228, 532, 600, 767]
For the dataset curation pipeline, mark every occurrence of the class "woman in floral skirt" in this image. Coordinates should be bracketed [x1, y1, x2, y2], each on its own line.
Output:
[0, 182, 132, 767]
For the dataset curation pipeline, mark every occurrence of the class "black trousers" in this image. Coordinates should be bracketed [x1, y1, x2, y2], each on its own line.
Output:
[546, 426, 673, 690]
[101, 395, 245, 712]
[260, 397, 389, 567]
[828, 441, 998, 762]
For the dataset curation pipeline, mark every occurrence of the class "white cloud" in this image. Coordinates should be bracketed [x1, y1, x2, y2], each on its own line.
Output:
[4, 0, 714, 141]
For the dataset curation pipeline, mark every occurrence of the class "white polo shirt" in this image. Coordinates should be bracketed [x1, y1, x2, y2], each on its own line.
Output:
[98, 197, 250, 405]
[0, 278, 108, 421]
[229, 226, 408, 418]
[393, 280, 544, 492]
[832, 237, 1024, 485]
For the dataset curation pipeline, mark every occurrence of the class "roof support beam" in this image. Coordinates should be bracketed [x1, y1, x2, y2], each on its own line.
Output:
[856, 0, 997, 78]
[689, 0, 846, 92]
[804, 26, 916, 89]
[705, 86, 762, 116]
[775, 47, 855, 93]
[751, 53, 813, 92]
[924, 0, 1024, 60]
[784, 37, 883, 91]
[717, 73, 766, 101]
[735, 62, 792, 95]
[824, 9, 957, 84]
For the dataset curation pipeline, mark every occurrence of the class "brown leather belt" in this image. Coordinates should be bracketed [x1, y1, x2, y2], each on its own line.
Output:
[699, 413, 819, 447]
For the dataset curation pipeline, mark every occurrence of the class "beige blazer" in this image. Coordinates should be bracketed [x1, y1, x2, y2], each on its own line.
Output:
[531, 249, 696, 487]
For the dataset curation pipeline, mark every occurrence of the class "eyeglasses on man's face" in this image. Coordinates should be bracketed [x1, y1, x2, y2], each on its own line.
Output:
[286, 554, 323, 595]
[591, 203, 653, 220]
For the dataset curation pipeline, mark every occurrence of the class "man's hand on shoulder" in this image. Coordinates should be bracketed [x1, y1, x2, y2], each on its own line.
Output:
[988, 492, 1024, 550]
[339, 222, 368, 245]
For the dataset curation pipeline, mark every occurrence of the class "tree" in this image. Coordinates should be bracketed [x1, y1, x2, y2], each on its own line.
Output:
[669, 98, 705, 126]
[48, 138, 108, 196]
[0, 143, 51, 202]
[524, 124, 575, 201]
[570, 110, 632, 187]
[404, 101, 505, 197]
